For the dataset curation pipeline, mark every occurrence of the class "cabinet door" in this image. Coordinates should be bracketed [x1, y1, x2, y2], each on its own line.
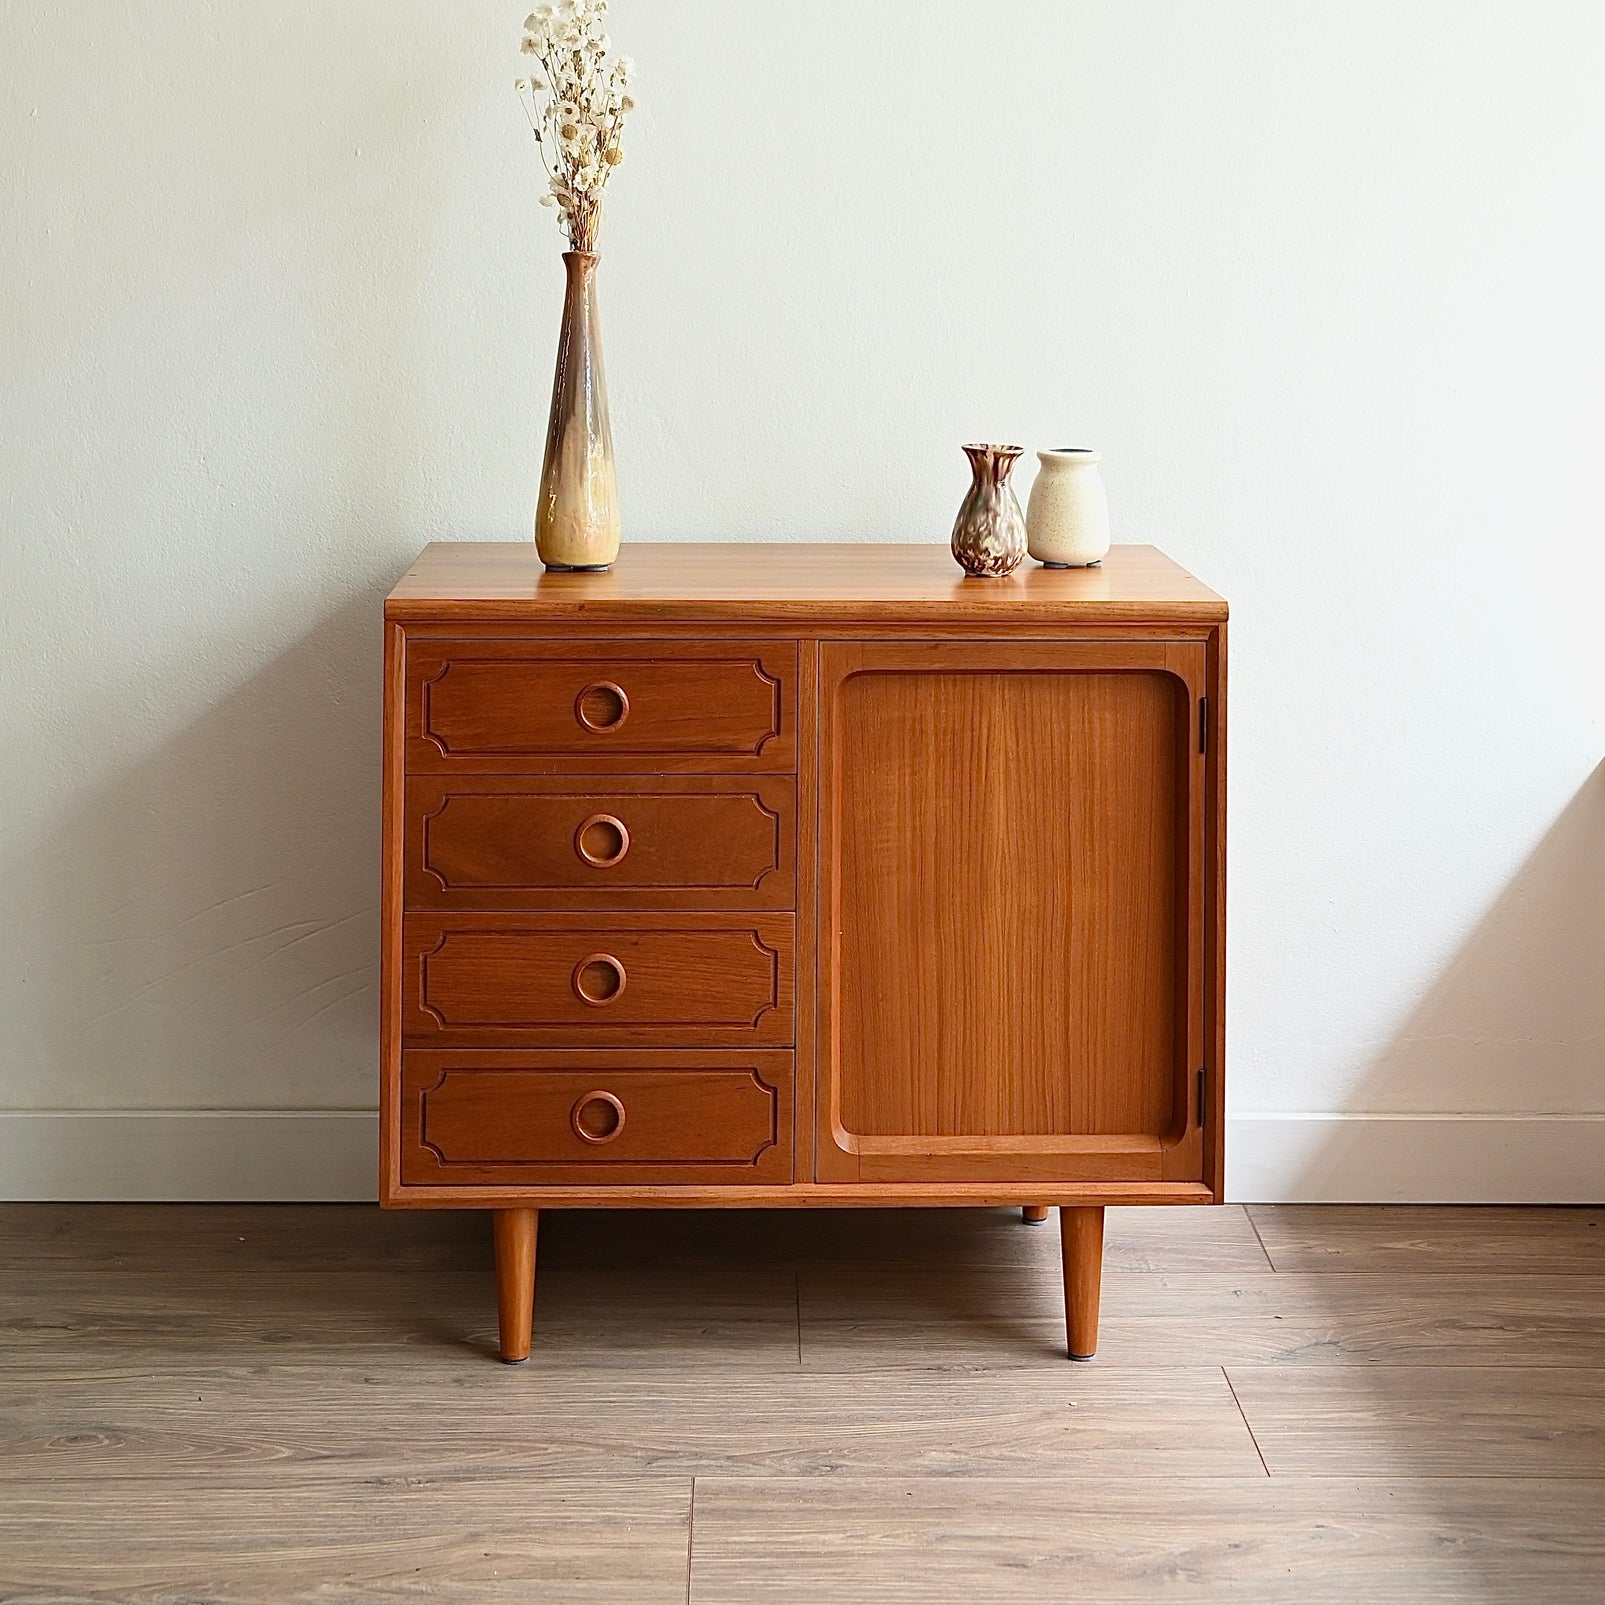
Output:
[818, 641, 1206, 1185]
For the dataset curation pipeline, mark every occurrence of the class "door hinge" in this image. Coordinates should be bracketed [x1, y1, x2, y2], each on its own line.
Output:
[1198, 697, 1208, 754]
[1197, 1067, 1207, 1126]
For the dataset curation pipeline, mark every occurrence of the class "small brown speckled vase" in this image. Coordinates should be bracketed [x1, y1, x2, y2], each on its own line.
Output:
[951, 443, 1027, 577]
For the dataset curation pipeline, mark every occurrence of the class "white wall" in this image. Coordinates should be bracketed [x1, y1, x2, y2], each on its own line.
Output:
[2, 1, 1601, 1201]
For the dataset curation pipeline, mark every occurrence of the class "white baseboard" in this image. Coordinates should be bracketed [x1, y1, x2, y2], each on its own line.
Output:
[1226, 1114, 1605, 1204]
[0, 1111, 378, 1202]
[0, 1110, 1600, 1204]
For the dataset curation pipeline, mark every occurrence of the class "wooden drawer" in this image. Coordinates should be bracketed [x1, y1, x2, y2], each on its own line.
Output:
[406, 777, 794, 912]
[402, 914, 794, 1047]
[400, 1050, 794, 1186]
[406, 639, 797, 773]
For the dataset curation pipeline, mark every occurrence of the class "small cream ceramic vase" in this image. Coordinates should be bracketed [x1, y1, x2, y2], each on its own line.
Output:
[1026, 449, 1110, 568]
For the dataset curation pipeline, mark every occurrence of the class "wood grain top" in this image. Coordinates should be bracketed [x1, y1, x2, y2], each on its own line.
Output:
[385, 542, 1227, 624]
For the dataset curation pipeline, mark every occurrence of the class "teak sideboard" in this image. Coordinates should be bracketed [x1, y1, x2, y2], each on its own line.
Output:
[381, 541, 1227, 1362]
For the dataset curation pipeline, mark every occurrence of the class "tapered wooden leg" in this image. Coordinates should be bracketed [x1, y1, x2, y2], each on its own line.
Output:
[1060, 1205, 1104, 1361]
[1022, 1206, 1050, 1224]
[492, 1207, 538, 1364]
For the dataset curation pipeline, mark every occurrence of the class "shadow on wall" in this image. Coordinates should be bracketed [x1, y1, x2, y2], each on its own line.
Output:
[1292, 759, 1605, 1202]
[2, 586, 388, 1115]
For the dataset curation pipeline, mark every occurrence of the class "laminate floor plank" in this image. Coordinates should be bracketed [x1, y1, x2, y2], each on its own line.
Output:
[1248, 1205, 1605, 1274]
[541, 1203, 1272, 1274]
[5, 1204, 1605, 1600]
[0, 1265, 801, 1368]
[686, 1476, 1605, 1605]
[0, 1202, 1272, 1276]
[798, 1268, 1605, 1369]
[0, 1202, 489, 1272]
[0, 1474, 692, 1605]
[1227, 1365, 1605, 1477]
[0, 1362, 1262, 1482]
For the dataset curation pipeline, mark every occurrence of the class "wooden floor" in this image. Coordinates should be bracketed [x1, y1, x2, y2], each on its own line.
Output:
[2, 1204, 1603, 1602]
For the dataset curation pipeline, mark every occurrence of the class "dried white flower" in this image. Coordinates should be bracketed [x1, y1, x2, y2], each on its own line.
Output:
[515, 0, 636, 251]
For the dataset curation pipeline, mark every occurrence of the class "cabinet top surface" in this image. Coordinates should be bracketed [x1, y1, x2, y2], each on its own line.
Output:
[385, 541, 1227, 624]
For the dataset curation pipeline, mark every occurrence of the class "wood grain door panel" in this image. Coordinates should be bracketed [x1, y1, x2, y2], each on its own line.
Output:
[400, 1050, 794, 1185]
[406, 639, 796, 773]
[403, 914, 794, 1047]
[817, 640, 1206, 1184]
[407, 776, 795, 912]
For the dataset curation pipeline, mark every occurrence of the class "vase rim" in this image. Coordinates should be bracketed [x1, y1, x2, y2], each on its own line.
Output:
[962, 441, 1024, 456]
[1039, 447, 1101, 461]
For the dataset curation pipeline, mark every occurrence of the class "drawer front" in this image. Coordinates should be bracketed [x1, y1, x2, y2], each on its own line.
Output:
[406, 640, 797, 773]
[400, 1050, 794, 1185]
[406, 777, 795, 912]
[403, 914, 794, 1047]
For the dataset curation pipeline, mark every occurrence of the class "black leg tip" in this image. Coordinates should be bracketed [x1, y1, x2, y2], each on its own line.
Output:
[1069, 1351, 1096, 1363]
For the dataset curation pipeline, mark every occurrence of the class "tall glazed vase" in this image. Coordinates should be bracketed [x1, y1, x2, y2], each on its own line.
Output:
[536, 251, 620, 572]
[950, 443, 1027, 577]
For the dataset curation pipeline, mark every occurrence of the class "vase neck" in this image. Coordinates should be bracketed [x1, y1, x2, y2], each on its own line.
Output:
[964, 443, 1023, 488]
[559, 251, 603, 330]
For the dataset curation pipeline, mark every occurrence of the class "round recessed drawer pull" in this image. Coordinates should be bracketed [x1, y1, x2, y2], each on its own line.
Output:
[572, 952, 628, 1007]
[575, 813, 630, 868]
[571, 1090, 627, 1145]
[575, 681, 630, 733]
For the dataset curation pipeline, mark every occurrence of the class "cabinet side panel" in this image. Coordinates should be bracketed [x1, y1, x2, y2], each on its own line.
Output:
[379, 621, 407, 1203]
[835, 666, 1184, 1140]
[1205, 623, 1228, 1199]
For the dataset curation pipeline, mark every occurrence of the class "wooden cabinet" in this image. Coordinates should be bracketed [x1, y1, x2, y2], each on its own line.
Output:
[382, 542, 1227, 1363]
